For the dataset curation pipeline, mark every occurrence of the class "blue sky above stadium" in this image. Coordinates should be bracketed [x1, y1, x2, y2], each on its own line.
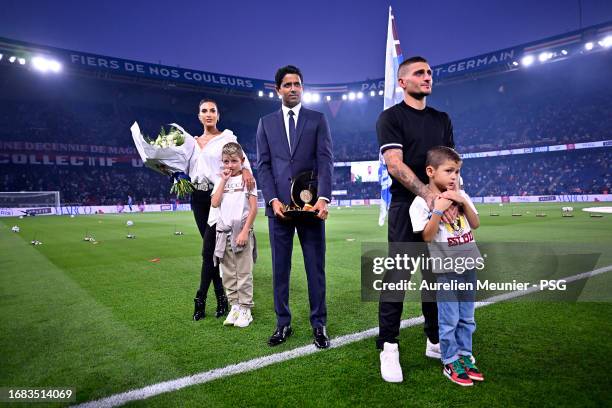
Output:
[2, 0, 611, 84]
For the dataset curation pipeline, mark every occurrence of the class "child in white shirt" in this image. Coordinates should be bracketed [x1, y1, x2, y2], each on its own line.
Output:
[409, 146, 484, 386]
[211, 142, 258, 328]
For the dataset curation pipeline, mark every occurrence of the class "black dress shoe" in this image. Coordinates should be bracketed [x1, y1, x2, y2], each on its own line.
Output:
[268, 325, 293, 346]
[313, 326, 330, 349]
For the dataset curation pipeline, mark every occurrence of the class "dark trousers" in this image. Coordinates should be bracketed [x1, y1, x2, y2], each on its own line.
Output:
[191, 190, 223, 299]
[376, 201, 439, 349]
[268, 216, 327, 328]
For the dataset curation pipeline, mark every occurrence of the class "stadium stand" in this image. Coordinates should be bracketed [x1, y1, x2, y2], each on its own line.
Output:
[1, 35, 610, 205]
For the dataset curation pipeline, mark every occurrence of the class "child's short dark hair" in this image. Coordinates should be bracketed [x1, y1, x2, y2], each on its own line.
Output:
[426, 146, 462, 168]
[222, 142, 244, 158]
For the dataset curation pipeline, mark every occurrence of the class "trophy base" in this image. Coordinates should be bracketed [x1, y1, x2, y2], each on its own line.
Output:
[283, 210, 320, 221]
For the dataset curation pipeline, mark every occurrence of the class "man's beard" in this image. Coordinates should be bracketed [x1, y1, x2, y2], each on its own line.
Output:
[408, 91, 429, 100]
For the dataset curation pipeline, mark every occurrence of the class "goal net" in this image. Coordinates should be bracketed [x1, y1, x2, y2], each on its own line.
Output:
[0, 191, 61, 208]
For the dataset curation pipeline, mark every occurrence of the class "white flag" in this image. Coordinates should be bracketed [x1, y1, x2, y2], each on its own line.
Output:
[379, 6, 404, 226]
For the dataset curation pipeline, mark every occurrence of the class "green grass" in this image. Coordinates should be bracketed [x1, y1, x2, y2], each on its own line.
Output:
[0, 203, 611, 407]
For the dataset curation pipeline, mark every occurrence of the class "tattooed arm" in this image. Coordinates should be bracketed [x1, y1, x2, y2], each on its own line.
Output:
[383, 148, 435, 207]
[383, 148, 458, 223]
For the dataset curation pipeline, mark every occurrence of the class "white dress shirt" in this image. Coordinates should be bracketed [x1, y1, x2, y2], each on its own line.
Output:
[281, 103, 302, 151]
[188, 129, 251, 186]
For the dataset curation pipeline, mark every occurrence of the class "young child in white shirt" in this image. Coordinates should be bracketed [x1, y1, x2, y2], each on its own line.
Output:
[409, 146, 484, 386]
[211, 142, 257, 328]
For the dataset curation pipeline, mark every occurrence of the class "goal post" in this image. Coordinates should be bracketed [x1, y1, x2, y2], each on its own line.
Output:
[0, 191, 61, 208]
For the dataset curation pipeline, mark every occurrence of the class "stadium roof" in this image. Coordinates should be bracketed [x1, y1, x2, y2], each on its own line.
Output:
[1, 21, 610, 97]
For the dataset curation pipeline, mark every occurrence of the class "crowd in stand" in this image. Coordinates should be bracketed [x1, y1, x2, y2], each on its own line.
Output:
[0, 165, 173, 205]
[1, 52, 610, 204]
[460, 150, 611, 197]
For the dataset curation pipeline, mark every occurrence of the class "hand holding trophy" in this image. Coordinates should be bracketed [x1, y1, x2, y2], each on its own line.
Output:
[283, 171, 323, 220]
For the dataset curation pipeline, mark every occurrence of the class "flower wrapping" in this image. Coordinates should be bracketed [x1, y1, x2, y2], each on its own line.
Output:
[131, 121, 196, 197]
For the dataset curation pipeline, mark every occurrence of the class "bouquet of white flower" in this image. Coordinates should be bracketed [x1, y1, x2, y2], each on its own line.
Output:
[131, 122, 196, 198]
[147, 126, 186, 148]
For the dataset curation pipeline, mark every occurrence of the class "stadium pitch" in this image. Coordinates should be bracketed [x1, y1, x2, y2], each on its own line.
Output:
[1, 203, 611, 407]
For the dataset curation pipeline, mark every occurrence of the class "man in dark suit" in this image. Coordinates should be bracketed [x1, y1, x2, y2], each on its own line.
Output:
[256, 65, 333, 349]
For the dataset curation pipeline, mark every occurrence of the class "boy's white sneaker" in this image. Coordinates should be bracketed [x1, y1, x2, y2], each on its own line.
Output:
[234, 307, 253, 328]
[223, 305, 240, 326]
[380, 342, 403, 383]
[425, 338, 441, 359]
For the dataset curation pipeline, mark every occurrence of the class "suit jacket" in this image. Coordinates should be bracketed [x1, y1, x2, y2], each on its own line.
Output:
[256, 107, 333, 217]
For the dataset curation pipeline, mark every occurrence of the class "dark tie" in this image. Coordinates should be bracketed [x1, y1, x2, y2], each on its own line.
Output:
[288, 110, 297, 154]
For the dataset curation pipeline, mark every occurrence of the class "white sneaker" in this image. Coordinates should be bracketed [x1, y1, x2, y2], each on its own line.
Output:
[425, 338, 441, 359]
[233, 307, 253, 328]
[380, 342, 403, 383]
[223, 305, 240, 326]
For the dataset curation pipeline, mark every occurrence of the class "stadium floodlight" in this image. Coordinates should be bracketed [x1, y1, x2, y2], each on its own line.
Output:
[312, 93, 321, 103]
[370, 90, 376, 97]
[49, 60, 62, 72]
[0, 53, 3, 61]
[356, 91, 364, 99]
[561, 49, 568, 55]
[584, 42, 594, 51]
[268, 91, 274, 98]
[348, 92, 356, 101]
[599, 36, 612, 48]
[538, 52, 553, 62]
[521, 55, 535, 67]
[32, 56, 62, 73]
[342, 94, 347, 100]
[378, 90, 384, 96]
[18, 57, 26, 65]
[32, 56, 49, 72]
[258, 90, 264, 97]
[9, 56, 16, 63]
[325, 95, 331, 101]
[303, 92, 312, 103]
[512, 61, 519, 66]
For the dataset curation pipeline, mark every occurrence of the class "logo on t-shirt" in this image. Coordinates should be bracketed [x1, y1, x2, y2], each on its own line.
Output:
[443, 214, 474, 247]
[224, 178, 246, 194]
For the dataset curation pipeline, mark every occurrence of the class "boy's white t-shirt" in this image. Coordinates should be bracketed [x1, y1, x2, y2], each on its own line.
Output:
[208, 175, 257, 227]
[409, 190, 478, 244]
[409, 190, 481, 273]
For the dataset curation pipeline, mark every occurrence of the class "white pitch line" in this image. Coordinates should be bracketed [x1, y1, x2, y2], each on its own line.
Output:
[73, 265, 612, 408]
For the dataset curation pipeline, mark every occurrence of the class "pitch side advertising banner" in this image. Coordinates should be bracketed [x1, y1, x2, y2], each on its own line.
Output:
[2, 196, 610, 217]
[0, 203, 192, 217]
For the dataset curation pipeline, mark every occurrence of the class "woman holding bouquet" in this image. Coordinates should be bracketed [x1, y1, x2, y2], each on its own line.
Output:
[190, 99, 255, 321]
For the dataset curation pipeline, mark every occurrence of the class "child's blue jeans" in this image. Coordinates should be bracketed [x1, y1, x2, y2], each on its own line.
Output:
[436, 269, 476, 365]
